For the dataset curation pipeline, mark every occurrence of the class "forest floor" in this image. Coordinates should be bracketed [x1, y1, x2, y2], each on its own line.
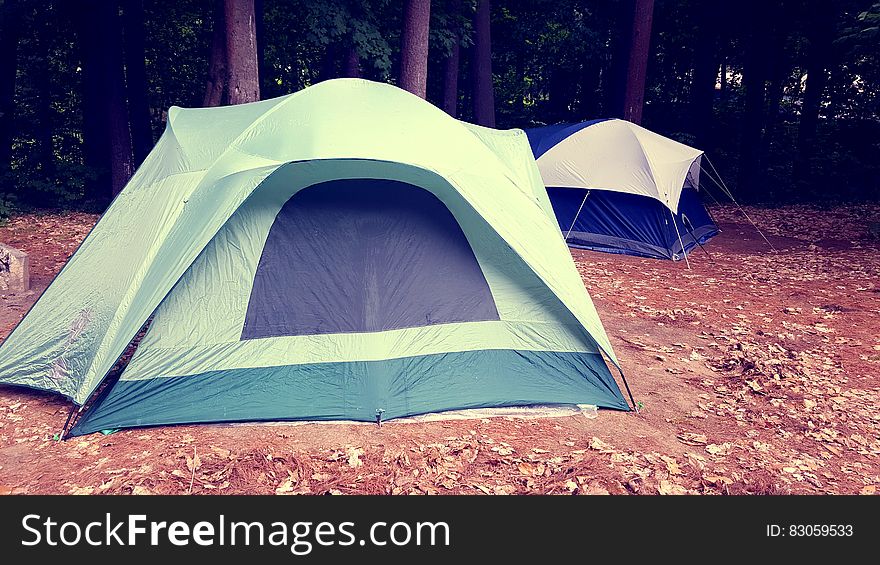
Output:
[0, 204, 878, 495]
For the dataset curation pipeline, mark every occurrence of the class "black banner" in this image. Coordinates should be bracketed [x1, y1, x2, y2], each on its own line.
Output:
[0, 495, 871, 560]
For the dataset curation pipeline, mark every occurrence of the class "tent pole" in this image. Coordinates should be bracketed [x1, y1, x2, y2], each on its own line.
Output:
[564, 190, 591, 242]
[59, 405, 77, 441]
[670, 209, 691, 269]
[682, 214, 713, 261]
[703, 155, 777, 253]
[618, 368, 639, 414]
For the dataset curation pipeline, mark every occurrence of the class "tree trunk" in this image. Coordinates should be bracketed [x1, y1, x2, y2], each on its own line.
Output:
[736, 18, 768, 200]
[794, 2, 833, 188]
[0, 0, 20, 174]
[690, 1, 718, 151]
[35, 52, 54, 183]
[75, 1, 135, 201]
[471, 0, 494, 127]
[441, 0, 461, 117]
[622, 0, 654, 124]
[761, 23, 787, 166]
[343, 43, 361, 78]
[320, 42, 338, 82]
[203, 0, 226, 106]
[254, 0, 267, 94]
[123, 0, 153, 166]
[548, 67, 572, 122]
[605, 0, 635, 118]
[225, 0, 260, 104]
[578, 61, 600, 119]
[399, 0, 431, 97]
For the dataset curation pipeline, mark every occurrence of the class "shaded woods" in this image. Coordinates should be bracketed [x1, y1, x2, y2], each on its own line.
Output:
[0, 0, 878, 217]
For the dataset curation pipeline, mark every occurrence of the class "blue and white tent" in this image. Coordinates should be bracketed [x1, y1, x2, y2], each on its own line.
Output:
[525, 119, 719, 261]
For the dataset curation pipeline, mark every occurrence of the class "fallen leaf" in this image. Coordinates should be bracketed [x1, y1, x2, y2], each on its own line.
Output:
[347, 447, 364, 468]
[677, 432, 708, 446]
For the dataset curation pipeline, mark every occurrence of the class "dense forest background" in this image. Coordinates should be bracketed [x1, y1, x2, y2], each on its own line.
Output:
[0, 0, 878, 219]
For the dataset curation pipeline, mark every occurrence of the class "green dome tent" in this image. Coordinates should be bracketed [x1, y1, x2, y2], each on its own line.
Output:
[0, 79, 630, 436]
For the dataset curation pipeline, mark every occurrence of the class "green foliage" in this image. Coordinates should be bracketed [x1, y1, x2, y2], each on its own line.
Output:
[1, 0, 878, 212]
[0, 190, 16, 223]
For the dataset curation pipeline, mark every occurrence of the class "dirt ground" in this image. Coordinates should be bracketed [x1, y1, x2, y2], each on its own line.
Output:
[0, 204, 878, 495]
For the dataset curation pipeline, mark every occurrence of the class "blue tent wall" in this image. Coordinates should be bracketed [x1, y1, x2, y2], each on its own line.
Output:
[549, 186, 719, 260]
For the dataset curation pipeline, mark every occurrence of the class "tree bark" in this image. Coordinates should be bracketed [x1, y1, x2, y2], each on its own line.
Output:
[254, 0, 267, 94]
[399, 0, 431, 97]
[441, 0, 461, 117]
[622, 0, 654, 124]
[794, 1, 834, 187]
[123, 0, 153, 166]
[203, 0, 226, 106]
[320, 42, 338, 81]
[471, 0, 494, 127]
[343, 43, 361, 78]
[0, 0, 20, 173]
[761, 17, 787, 166]
[548, 67, 572, 122]
[690, 0, 718, 151]
[225, 0, 260, 104]
[736, 17, 769, 199]
[75, 0, 135, 201]
[605, 0, 635, 118]
[35, 51, 54, 182]
[578, 61, 600, 119]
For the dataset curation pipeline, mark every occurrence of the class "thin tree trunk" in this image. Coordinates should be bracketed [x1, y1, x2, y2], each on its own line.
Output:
[761, 31, 787, 164]
[548, 67, 571, 122]
[343, 43, 361, 78]
[578, 61, 600, 119]
[254, 0, 267, 94]
[123, 0, 153, 166]
[736, 18, 768, 200]
[105, 12, 135, 196]
[794, 1, 833, 188]
[35, 51, 55, 185]
[471, 0, 494, 127]
[605, 0, 635, 118]
[203, 0, 226, 106]
[441, 0, 461, 117]
[320, 42, 338, 81]
[0, 0, 20, 173]
[75, 1, 135, 201]
[622, 0, 654, 124]
[690, 1, 718, 151]
[225, 0, 260, 104]
[399, 0, 431, 97]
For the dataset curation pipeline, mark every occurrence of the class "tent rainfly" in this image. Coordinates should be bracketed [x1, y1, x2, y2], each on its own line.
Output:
[0, 79, 631, 436]
[525, 119, 720, 261]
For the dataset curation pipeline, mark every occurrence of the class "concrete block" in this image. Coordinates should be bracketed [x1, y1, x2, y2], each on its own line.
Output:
[0, 243, 29, 293]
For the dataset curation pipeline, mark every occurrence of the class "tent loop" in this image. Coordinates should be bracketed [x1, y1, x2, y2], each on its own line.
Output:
[564, 189, 591, 242]
[669, 209, 691, 269]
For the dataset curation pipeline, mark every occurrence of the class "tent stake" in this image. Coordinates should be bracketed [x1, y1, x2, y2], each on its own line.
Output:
[564, 190, 591, 242]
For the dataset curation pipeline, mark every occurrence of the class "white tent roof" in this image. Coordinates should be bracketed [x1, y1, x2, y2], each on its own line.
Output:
[534, 119, 704, 213]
